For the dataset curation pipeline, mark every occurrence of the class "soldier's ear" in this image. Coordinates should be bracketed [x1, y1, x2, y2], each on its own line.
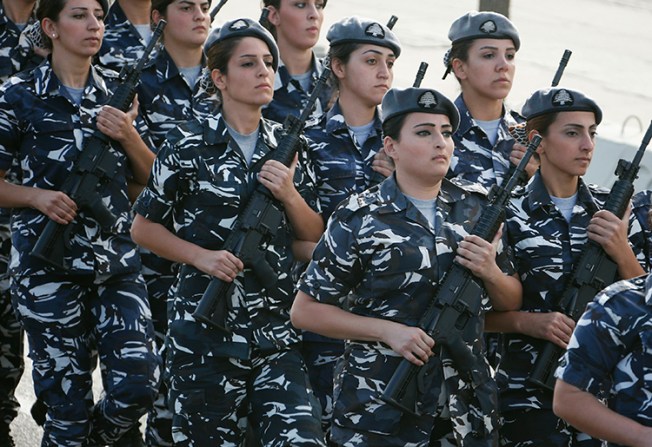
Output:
[266, 6, 281, 27]
[41, 18, 57, 40]
[330, 57, 346, 80]
[211, 69, 226, 90]
[451, 58, 466, 80]
[529, 130, 544, 153]
[383, 136, 398, 160]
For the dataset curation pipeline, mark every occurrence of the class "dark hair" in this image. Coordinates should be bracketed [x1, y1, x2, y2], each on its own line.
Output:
[525, 112, 559, 137]
[328, 42, 360, 89]
[151, 0, 175, 16]
[382, 114, 408, 142]
[205, 35, 246, 100]
[447, 40, 473, 83]
[36, 0, 108, 49]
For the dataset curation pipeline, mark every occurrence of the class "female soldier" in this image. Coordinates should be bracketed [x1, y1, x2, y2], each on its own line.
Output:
[0, 0, 160, 445]
[130, 18, 326, 446]
[292, 87, 522, 447]
[135, 1, 218, 445]
[261, 0, 331, 124]
[444, 10, 536, 188]
[298, 15, 400, 434]
[488, 87, 646, 446]
[553, 273, 652, 447]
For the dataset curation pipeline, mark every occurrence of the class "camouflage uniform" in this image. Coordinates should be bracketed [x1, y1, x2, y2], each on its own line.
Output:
[499, 172, 644, 447]
[132, 112, 325, 447]
[262, 54, 332, 125]
[0, 60, 161, 446]
[555, 274, 652, 447]
[97, 1, 157, 73]
[0, 3, 42, 437]
[136, 46, 221, 447]
[447, 94, 524, 189]
[631, 189, 652, 270]
[298, 175, 511, 447]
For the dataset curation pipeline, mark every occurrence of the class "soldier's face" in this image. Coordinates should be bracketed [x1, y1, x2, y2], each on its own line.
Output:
[538, 111, 597, 178]
[454, 38, 515, 101]
[158, 0, 211, 47]
[268, 0, 325, 50]
[212, 37, 275, 108]
[45, 0, 105, 58]
[385, 112, 454, 185]
[333, 44, 395, 108]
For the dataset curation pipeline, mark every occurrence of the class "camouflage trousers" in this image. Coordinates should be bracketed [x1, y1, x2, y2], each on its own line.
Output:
[0, 286, 23, 429]
[12, 271, 161, 447]
[500, 408, 601, 447]
[142, 267, 175, 447]
[167, 344, 326, 447]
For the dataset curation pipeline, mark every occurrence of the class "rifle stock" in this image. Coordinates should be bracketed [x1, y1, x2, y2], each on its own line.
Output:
[30, 21, 166, 269]
[192, 59, 333, 333]
[382, 135, 542, 415]
[528, 120, 652, 391]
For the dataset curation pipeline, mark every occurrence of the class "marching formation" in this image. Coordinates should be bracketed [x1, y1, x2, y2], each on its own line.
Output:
[0, 1, 650, 447]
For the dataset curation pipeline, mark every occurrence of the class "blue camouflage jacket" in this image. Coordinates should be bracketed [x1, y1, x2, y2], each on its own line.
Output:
[0, 2, 39, 85]
[97, 1, 157, 72]
[0, 59, 152, 276]
[262, 53, 332, 125]
[447, 94, 524, 188]
[556, 274, 652, 444]
[299, 175, 511, 446]
[499, 171, 645, 411]
[133, 112, 321, 359]
[137, 47, 220, 151]
[305, 100, 384, 220]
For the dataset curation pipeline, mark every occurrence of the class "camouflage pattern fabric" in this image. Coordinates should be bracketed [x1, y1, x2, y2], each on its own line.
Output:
[97, 1, 157, 73]
[262, 54, 332, 125]
[498, 172, 644, 446]
[133, 112, 324, 445]
[447, 94, 524, 189]
[555, 274, 652, 446]
[0, 2, 40, 85]
[11, 271, 160, 446]
[298, 175, 511, 446]
[136, 45, 221, 447]
[305, 100, 385, 220]
[631, 189, 652, 270]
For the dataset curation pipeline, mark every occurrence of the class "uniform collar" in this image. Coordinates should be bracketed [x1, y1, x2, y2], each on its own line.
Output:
[0, 2, 35, 30]
[33, 58, 110, 99]
[203, 110, 278, 149]
[324, 100, 382, 135]
[274, 52, 322, 90]
[375, 175, 465, 217]
[454, 93, 521, 136]
[106, 1, 145, 44]
[526, 170, 599, 214]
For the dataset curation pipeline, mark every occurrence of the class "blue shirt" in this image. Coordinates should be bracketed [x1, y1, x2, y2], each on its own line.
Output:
[556, 274, 652, 445]
[0, 59, 152, 276]
[447, 94, 524, 188]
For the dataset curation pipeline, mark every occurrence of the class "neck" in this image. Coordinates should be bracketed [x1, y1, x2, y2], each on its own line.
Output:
[221, 101, 262, 135]
[118, 0, 150, 25]
[277, 40, 313, 75]
[338, 94, 376, 127]
[461, 91, 504, 121]
[540, 165, 579, 198]
[164, 41, 203, 69]
[3, 0, 35, 24]
[395, 171, 443, 200]
[51, 52, 91, 88]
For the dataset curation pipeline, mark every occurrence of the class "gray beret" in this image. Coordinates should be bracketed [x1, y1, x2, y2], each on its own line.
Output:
[204, 18, 279, 71]
[448, 11, 520, 50]
[327, 16, 401, 58]
[382, 88, 460, 132]
[522, 87, 602, 124]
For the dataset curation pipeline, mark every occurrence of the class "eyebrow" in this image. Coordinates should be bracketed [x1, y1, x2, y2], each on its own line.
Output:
[478, 45, 516, 51]
[238, 53, 273, 59]
[361, 49, 396, 58]
[563, 123, 597, 129]
[413, 122, 452, 129]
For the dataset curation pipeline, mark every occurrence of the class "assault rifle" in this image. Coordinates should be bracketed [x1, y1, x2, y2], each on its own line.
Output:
[413, 62, 428, 88]
[192, 58, 333, 332]
[529, 121, 652, 391]
[30, 21, 166, 269]
[210, 0, 229, 21]
[381, 135, 543, 415]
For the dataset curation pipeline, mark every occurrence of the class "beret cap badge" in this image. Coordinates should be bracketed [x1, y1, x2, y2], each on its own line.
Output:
[365, 23, 385, 38]
[418, 91, 438, 109]
[479, 20, 497, 34]
[229, 19, 249, 31]
[552, 89, 574, 107]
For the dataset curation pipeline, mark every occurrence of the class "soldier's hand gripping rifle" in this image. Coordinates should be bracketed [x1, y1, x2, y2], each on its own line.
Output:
[192, 59, 333, 333]
[529, 121, 652, 391]
[381, 135, 543, 415]
[30, 21, 166, 269]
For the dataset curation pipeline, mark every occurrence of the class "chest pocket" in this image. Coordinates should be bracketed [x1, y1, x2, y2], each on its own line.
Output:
[29, 118, 77, 161]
